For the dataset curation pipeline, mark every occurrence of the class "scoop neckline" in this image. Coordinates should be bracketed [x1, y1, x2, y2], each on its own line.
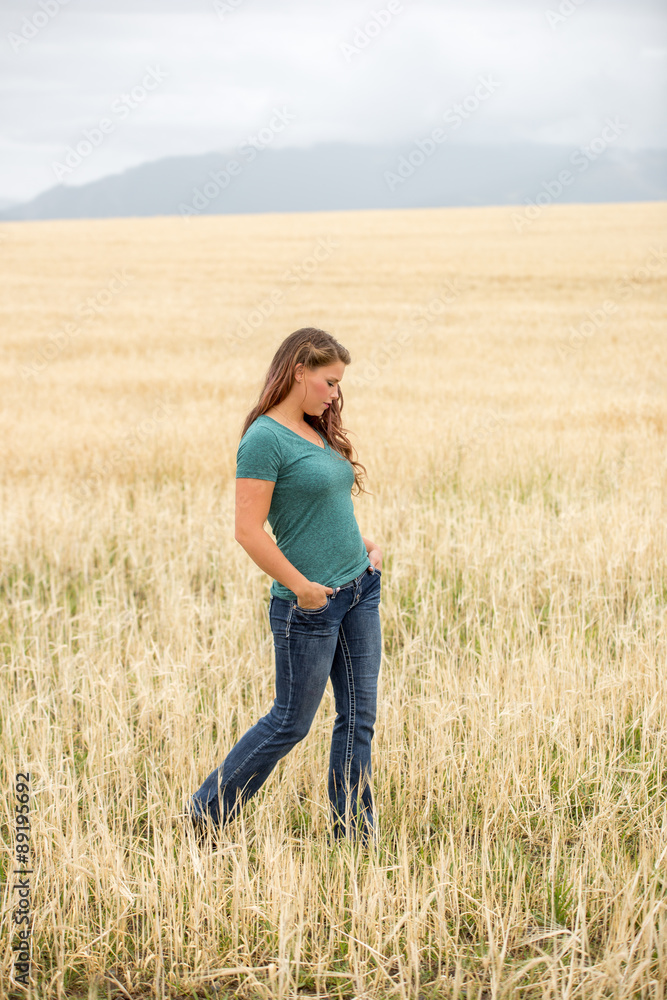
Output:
[260, 413, 328, 450]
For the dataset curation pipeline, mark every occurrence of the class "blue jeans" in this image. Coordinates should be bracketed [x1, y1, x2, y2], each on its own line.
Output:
[190, 564, 382, 843]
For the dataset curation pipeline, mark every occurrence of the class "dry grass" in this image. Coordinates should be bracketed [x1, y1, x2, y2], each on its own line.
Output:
[0, 201, 666, 999]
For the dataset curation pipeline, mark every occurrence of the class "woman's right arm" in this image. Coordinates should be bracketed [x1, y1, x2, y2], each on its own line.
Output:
[235, 478, 310, 597]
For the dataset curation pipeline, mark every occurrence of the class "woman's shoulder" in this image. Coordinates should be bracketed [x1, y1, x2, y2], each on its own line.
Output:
[240, 414, 280, 443]
[236, 415, 283, 479]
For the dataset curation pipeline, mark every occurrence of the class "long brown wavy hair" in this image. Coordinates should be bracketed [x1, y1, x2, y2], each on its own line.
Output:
[240, 327, 371, 497]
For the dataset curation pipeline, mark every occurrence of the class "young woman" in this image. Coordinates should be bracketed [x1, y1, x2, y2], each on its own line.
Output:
[188, 327, 383, 847]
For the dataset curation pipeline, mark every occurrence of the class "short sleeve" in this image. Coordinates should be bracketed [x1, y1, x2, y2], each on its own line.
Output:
[235, 421, 282, 482]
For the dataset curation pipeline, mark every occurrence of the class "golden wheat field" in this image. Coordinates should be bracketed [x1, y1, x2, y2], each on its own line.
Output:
[1, 200, 666, 1000]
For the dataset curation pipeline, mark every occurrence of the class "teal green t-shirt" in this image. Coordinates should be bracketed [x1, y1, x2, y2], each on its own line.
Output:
[235, 414, 371, 601]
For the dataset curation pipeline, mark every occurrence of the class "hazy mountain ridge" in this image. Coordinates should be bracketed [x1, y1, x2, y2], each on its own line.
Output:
[1, 142, 665, 222]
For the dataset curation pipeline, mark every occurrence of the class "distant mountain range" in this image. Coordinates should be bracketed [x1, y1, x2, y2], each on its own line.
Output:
[1, 141, 665, 221]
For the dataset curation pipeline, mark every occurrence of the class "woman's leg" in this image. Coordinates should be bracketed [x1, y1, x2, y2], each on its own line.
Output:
[328, 570, 382, 843]
[189, 596, 340, 829]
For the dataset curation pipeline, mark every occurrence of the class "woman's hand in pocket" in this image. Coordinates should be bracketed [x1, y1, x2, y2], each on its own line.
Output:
[295, 581, 333, 609]
[368, 547, 383, 572]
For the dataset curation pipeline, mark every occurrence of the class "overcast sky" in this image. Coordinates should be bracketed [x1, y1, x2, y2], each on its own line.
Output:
[1, 0, 665, 203]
